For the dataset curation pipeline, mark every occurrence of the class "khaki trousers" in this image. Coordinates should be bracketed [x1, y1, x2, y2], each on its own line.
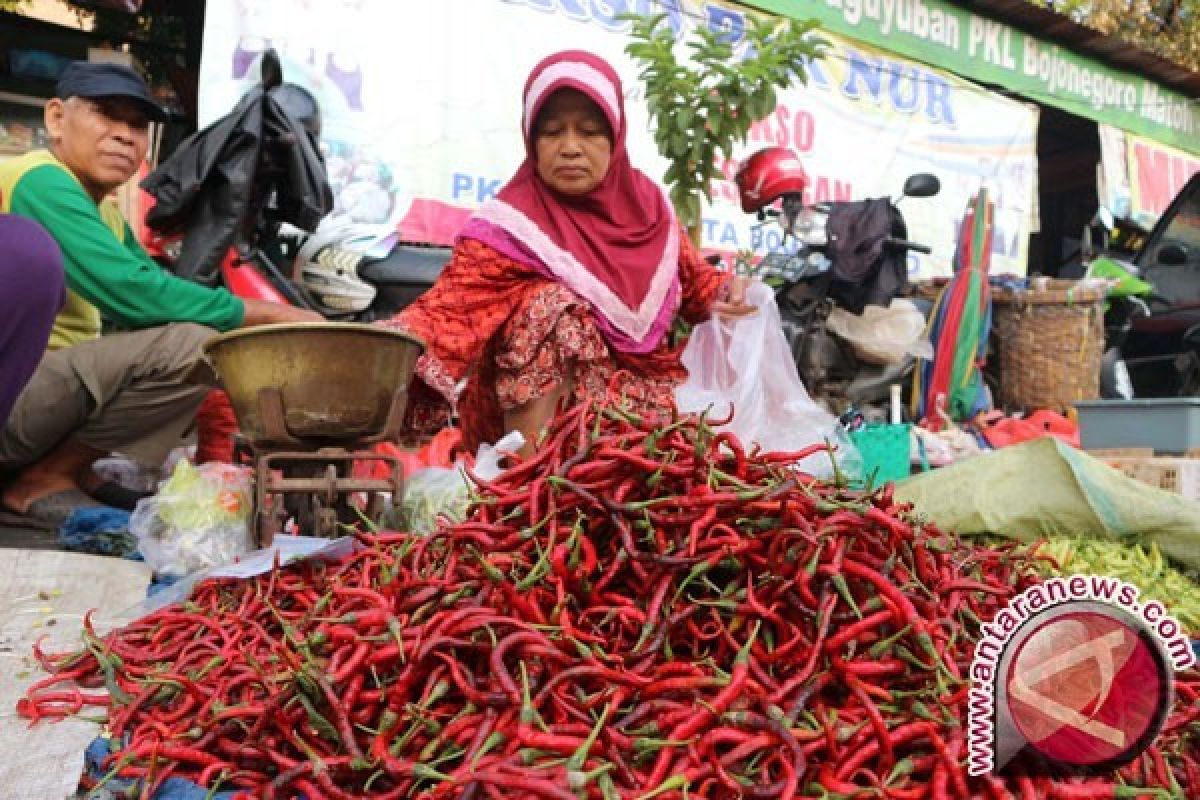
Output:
[0, 323, 216, 470]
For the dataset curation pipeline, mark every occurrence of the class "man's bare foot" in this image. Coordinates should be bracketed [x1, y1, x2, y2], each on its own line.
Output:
[1, 471, 82, 514]
[0, 437, 103, 514]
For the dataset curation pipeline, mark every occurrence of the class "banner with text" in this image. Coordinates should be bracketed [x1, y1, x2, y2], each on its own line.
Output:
[1099, 124, 1200, 229]
[744, 0, 1200, 157]
[200, 0, 1038, 279]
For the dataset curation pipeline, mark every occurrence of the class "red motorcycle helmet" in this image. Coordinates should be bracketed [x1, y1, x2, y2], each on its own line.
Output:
[734, 147, 808, 213]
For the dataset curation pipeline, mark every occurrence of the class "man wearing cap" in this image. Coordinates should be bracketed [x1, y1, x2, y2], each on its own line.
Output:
[0, 61, 319, 526]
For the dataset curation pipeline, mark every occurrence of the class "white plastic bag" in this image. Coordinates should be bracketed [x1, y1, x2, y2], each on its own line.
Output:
[826, 299, 933, 366]
[398, 431, 525, 534]
[92, 454, 160, 492]
[130, 461, 254, 578]
[676, 282, 857, 478]
[127, 535, 359, 620]
[911, 416, 984, 468]
[474, 431, 526, 481]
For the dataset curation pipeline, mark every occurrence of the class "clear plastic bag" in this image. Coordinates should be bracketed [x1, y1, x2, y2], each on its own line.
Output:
[398, 467, 469, 535]
[129, 460, 254, 578]
[825, 299, 933, 366]
[676, 282, 858, 478]
[397, 431, 524, 534]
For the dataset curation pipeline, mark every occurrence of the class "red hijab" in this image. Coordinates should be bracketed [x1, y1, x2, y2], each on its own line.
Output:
[461, 50, 681, 353]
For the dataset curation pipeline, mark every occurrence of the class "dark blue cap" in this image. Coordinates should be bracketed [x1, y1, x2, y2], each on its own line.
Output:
[55, 61, 167, 122]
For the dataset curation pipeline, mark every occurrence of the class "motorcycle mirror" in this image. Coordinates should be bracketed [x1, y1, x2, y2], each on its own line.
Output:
[902, 173, 940, 198]
[261, 48, 283, 90]
[1158, 243, 1189, 266]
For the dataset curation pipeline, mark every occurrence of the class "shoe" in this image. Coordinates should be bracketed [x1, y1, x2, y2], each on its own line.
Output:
[89, 481, 154, 512]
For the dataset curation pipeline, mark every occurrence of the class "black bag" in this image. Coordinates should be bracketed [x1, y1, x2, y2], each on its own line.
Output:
[141, 52, 332, 284]
[824, 198, 908, 313]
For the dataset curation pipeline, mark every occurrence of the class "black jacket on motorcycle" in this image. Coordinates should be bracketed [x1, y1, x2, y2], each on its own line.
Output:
[824, 198, 907, 313]
[140, 86, 333, 284]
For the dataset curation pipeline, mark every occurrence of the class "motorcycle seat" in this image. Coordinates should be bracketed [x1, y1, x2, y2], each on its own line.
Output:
[359, 245, 451, 287]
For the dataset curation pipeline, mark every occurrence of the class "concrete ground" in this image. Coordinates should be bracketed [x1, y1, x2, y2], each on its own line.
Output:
[0, 511, 59, 550]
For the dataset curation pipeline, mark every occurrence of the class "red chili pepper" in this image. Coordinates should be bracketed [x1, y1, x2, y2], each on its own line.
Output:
[823, 609, 897, 652]
[18, 402, 1194, 799]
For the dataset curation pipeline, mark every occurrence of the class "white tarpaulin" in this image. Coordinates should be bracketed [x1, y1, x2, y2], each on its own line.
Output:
[0, 550, 151, 799]
[199, 0, 1038, 278]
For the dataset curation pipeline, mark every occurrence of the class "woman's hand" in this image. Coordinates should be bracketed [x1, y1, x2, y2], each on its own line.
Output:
[713, 275, 758, 319]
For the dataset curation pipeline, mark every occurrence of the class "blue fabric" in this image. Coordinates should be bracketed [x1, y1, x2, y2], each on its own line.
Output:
[147, 572, 182, 596]
[57, 507, 141, 559]
[970, 428, 993, 450]
[84, 736, 243, 799]
[988, 275, 1028, 292]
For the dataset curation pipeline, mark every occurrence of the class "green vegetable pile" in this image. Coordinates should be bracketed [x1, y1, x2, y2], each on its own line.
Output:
[1033, 536, 1200, 635]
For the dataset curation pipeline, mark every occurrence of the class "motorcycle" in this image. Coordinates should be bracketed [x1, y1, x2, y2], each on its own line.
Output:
[283, 215, 450, 321]
[1086, 252, 1154, 400]
[1083, 172, 1200, 398]
[732, 147, 940, 417]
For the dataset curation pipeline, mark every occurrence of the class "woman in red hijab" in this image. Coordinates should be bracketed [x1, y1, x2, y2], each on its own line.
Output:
[384, 50, 753, 453]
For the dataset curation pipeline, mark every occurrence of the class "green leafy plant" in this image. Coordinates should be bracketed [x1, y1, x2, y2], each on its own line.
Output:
[621, 12, 827, 243]
[66, 0, 194, 88]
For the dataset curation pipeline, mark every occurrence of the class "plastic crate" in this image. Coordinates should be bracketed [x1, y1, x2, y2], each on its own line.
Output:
[1073, 399, 1200, 455]
[849, 423, 912, 487]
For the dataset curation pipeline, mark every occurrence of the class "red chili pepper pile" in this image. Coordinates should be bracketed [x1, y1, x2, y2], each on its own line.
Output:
[20, 403, 1200, 799]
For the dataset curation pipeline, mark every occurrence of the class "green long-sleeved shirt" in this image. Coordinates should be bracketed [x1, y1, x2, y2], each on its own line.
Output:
[0, 149, 244, 350]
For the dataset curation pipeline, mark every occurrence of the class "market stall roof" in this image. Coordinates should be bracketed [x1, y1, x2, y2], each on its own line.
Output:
[963, 0, 1200, 98]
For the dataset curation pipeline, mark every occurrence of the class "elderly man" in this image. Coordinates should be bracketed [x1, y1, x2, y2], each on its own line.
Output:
[0, 62, 318, 525]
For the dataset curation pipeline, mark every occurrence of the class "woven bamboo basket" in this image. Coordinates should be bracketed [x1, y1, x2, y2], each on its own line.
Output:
[990, 279, 1106, 412]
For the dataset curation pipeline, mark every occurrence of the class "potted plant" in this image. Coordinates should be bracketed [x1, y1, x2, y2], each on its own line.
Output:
[622, 11, 827, 244]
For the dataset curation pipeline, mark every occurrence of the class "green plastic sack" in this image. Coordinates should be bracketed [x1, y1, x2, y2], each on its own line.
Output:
[895, 437, 1200, 571]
